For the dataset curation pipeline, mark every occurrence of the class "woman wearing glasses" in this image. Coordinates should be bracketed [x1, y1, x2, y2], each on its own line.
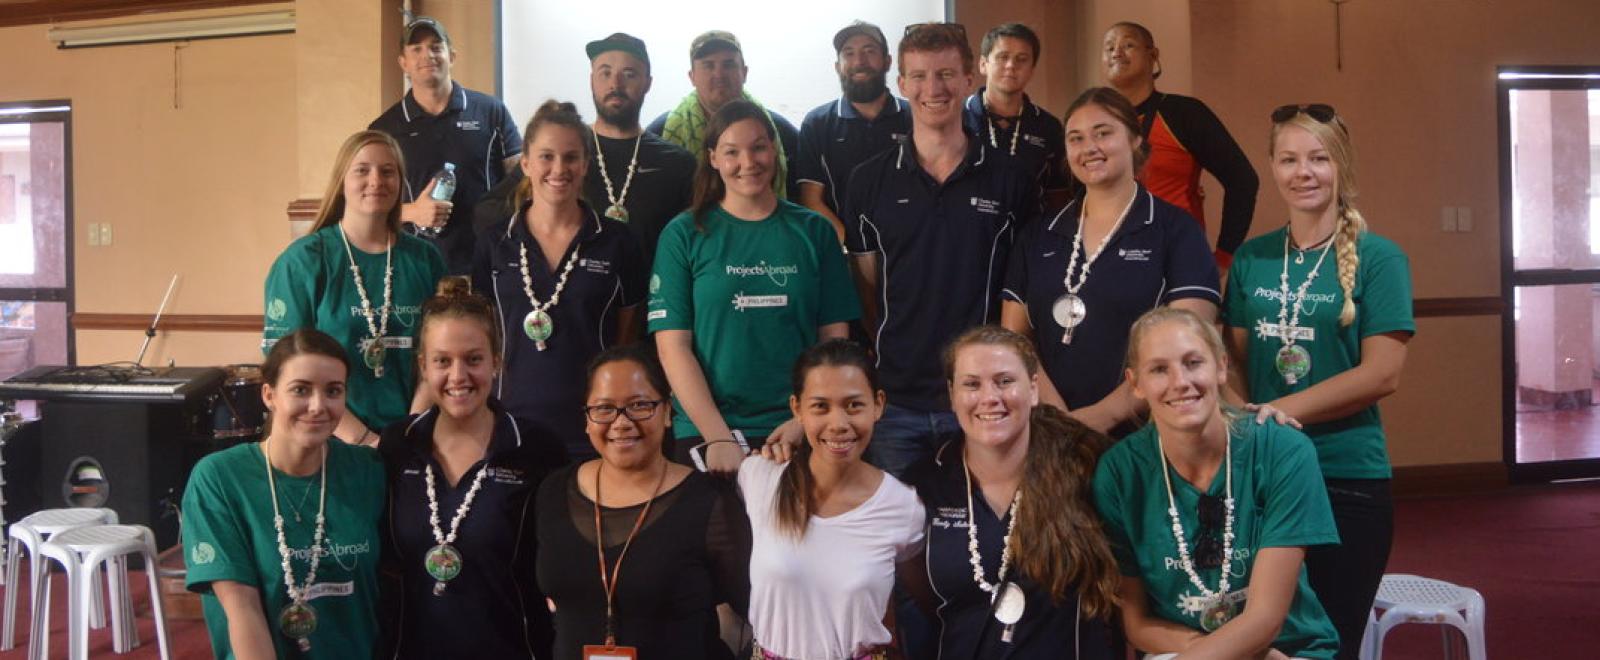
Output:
[1102, 21, 1257, 269]
[376, 278, 567, 659]
[1220, 104, 1413, 659]
[650, 99, 860, 475]
[536, 345, 752, 660]
[1094, 308, 1339, 659]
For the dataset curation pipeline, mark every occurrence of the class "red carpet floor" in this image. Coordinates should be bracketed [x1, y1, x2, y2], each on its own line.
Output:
[0, 482, 1596, 658]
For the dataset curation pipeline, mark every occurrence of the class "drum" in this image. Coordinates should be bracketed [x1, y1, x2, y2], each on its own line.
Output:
[209, 364, 266, 442]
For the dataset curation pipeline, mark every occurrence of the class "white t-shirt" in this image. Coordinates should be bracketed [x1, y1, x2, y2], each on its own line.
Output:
[738, 456, 927, 660]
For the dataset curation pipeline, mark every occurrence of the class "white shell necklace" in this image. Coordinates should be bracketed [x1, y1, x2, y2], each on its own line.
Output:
[338, 225, 393, 378]
[593, 130, 642, 222]
[1274, 223, 1338, 385]
[963, 450, 1019, 595]
[422, 459, 490, 595]
[517, 230, 581, 352]
[1053, 190, 1140, 345]
[1156, 428, 1235, 606]
[262, 438, 328, 651]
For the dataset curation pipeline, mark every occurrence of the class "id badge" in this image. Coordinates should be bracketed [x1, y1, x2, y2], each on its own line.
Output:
[581, 644, 638, 660]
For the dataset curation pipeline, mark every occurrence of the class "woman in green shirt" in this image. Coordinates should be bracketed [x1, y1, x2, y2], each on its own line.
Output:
[183, 328, 386, 659]
[1094, 308, 1340, 659]
[263, 130, 448, 445]
[649, 100, 861, 475]
[1221, 105, 1414, 658]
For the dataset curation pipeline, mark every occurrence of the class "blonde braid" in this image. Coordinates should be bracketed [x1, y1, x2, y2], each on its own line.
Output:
[1333, 204, 1368, 327]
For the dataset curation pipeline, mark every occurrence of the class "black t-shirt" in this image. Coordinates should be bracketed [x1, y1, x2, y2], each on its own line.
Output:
[796, 96, 912, 216]
[535, 465, 751, 660]
[1002, 187, 1220, 412]
[369, 82, 522, 275]
[906, 439, 1113, 660]
[842, 135, 1039, 412]
[377, 401, 569, 660]
[583, 132, 697, 274]
[471, 202, 648, 461]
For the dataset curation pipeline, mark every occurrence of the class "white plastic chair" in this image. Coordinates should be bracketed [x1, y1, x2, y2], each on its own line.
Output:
[1361, 573, 1487, 660]
[37, 524, 171, 660]
[1, 507, 118, 657]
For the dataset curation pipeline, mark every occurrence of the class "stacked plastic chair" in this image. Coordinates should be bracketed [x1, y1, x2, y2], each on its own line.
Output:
[1361, 573, 1487, 660]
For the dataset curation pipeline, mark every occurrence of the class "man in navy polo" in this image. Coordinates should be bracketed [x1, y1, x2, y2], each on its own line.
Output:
[963, 23, 1071, 208]
[646, 30, 800, 199]
[796, 21, 910, 243]
[843, 23, 1038, 479]
[370, 16, 521, 275]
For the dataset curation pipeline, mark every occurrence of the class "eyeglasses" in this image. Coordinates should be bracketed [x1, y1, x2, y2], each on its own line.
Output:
[903, 22, 967, 40]
[1271, 103, 1338, 124]
[1192, 493, 1226, 569]
[583, 400, 664, 424]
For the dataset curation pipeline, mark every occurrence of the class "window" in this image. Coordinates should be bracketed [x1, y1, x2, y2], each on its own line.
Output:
[0, 101, 73, 386]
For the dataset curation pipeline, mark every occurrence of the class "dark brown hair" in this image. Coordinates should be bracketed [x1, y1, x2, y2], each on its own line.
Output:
[772, 339, 881, 540]
[419, 277, 502, 362]
[981, 22, 1040, 60]
[263, 328, 350, 387]
[585, 343, 671, 401]
[310, 130, 406, 236]
[942, 325, 1121, 616]
[688, 99, 776, 231]
[513, 99, 594, 209]
[1065, 86, 1151, 172]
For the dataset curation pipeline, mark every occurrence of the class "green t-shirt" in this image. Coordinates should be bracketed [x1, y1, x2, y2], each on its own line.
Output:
[647, 201, 861, 438]
[1221, 228, 1415, 478]
[1093, 420, 1341, 659]
[182, 439, 386, 660]
[262, 225, 446, 431]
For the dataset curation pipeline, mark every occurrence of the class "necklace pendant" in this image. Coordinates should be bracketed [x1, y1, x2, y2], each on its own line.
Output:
[1200, 595, 1237, 632]
[362, 338, 387, 378]
[604, 204, 630, 223]
[424, 543, 464, 586]
[993, 581, 1026, 627]
[1295, 251, 1306, 265]
[1053, 293, 1087, 345]
[278, 602, 318, 644]
[1275, 344, 1312, 385]
[523, 310, 554, 347]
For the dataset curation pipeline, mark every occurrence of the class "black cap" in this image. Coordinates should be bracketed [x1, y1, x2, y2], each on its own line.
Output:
[586, 32, 650, 69]
[402, 16, 450, 48]
[833, 20, 888, 53]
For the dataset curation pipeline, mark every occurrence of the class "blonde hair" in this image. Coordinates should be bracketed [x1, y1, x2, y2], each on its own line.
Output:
[1271, 112, 1366, 326]
[1124, 307, 1246, 431]
[310, 130, 406, 236]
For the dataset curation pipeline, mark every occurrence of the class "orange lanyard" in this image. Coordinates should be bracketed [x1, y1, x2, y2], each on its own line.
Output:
[592, 460, 668, 647]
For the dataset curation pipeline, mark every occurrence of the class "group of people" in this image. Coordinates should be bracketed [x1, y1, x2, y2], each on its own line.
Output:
[183, 13, 1414, 660]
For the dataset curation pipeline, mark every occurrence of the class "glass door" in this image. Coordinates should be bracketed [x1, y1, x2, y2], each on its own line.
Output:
[1500, 68, 1600, 481]
[0, 101, 73, 389]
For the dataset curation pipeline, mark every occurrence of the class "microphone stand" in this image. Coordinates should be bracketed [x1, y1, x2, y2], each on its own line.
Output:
[134, 274, 179, 369]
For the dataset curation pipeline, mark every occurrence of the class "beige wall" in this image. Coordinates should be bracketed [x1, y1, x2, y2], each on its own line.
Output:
[0, 22, 298, 367]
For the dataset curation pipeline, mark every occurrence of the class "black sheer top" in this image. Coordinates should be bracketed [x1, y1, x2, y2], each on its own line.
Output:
[535, 463, 751, 660]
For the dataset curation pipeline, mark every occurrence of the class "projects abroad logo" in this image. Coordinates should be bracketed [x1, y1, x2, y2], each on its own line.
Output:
[725, 261, 799, 287]
[347, 303, 424, 327]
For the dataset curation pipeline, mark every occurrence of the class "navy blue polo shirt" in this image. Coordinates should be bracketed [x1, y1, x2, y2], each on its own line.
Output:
[1001, 186, 1219, 410]
[906, 439, 1113, 659]
[371, 82, 522, 275]
[796, 95, 911, 216]
[377, 401, 569, 660]
[471, 202, 647, 461]
[963, 89, 1069, 194]
[843, 134, 1038, 412]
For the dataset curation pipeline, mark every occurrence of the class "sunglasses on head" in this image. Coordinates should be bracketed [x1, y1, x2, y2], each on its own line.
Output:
[1193, 493, 1227, 569]
[1271, 103, 1338, 124]
[903, 22, 968, 39]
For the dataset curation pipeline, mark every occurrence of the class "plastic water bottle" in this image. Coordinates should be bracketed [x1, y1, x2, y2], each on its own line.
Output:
[417, 163, 456, 237]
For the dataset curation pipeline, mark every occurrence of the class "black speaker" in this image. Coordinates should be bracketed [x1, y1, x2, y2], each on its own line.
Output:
[39, 400, 206, 549]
